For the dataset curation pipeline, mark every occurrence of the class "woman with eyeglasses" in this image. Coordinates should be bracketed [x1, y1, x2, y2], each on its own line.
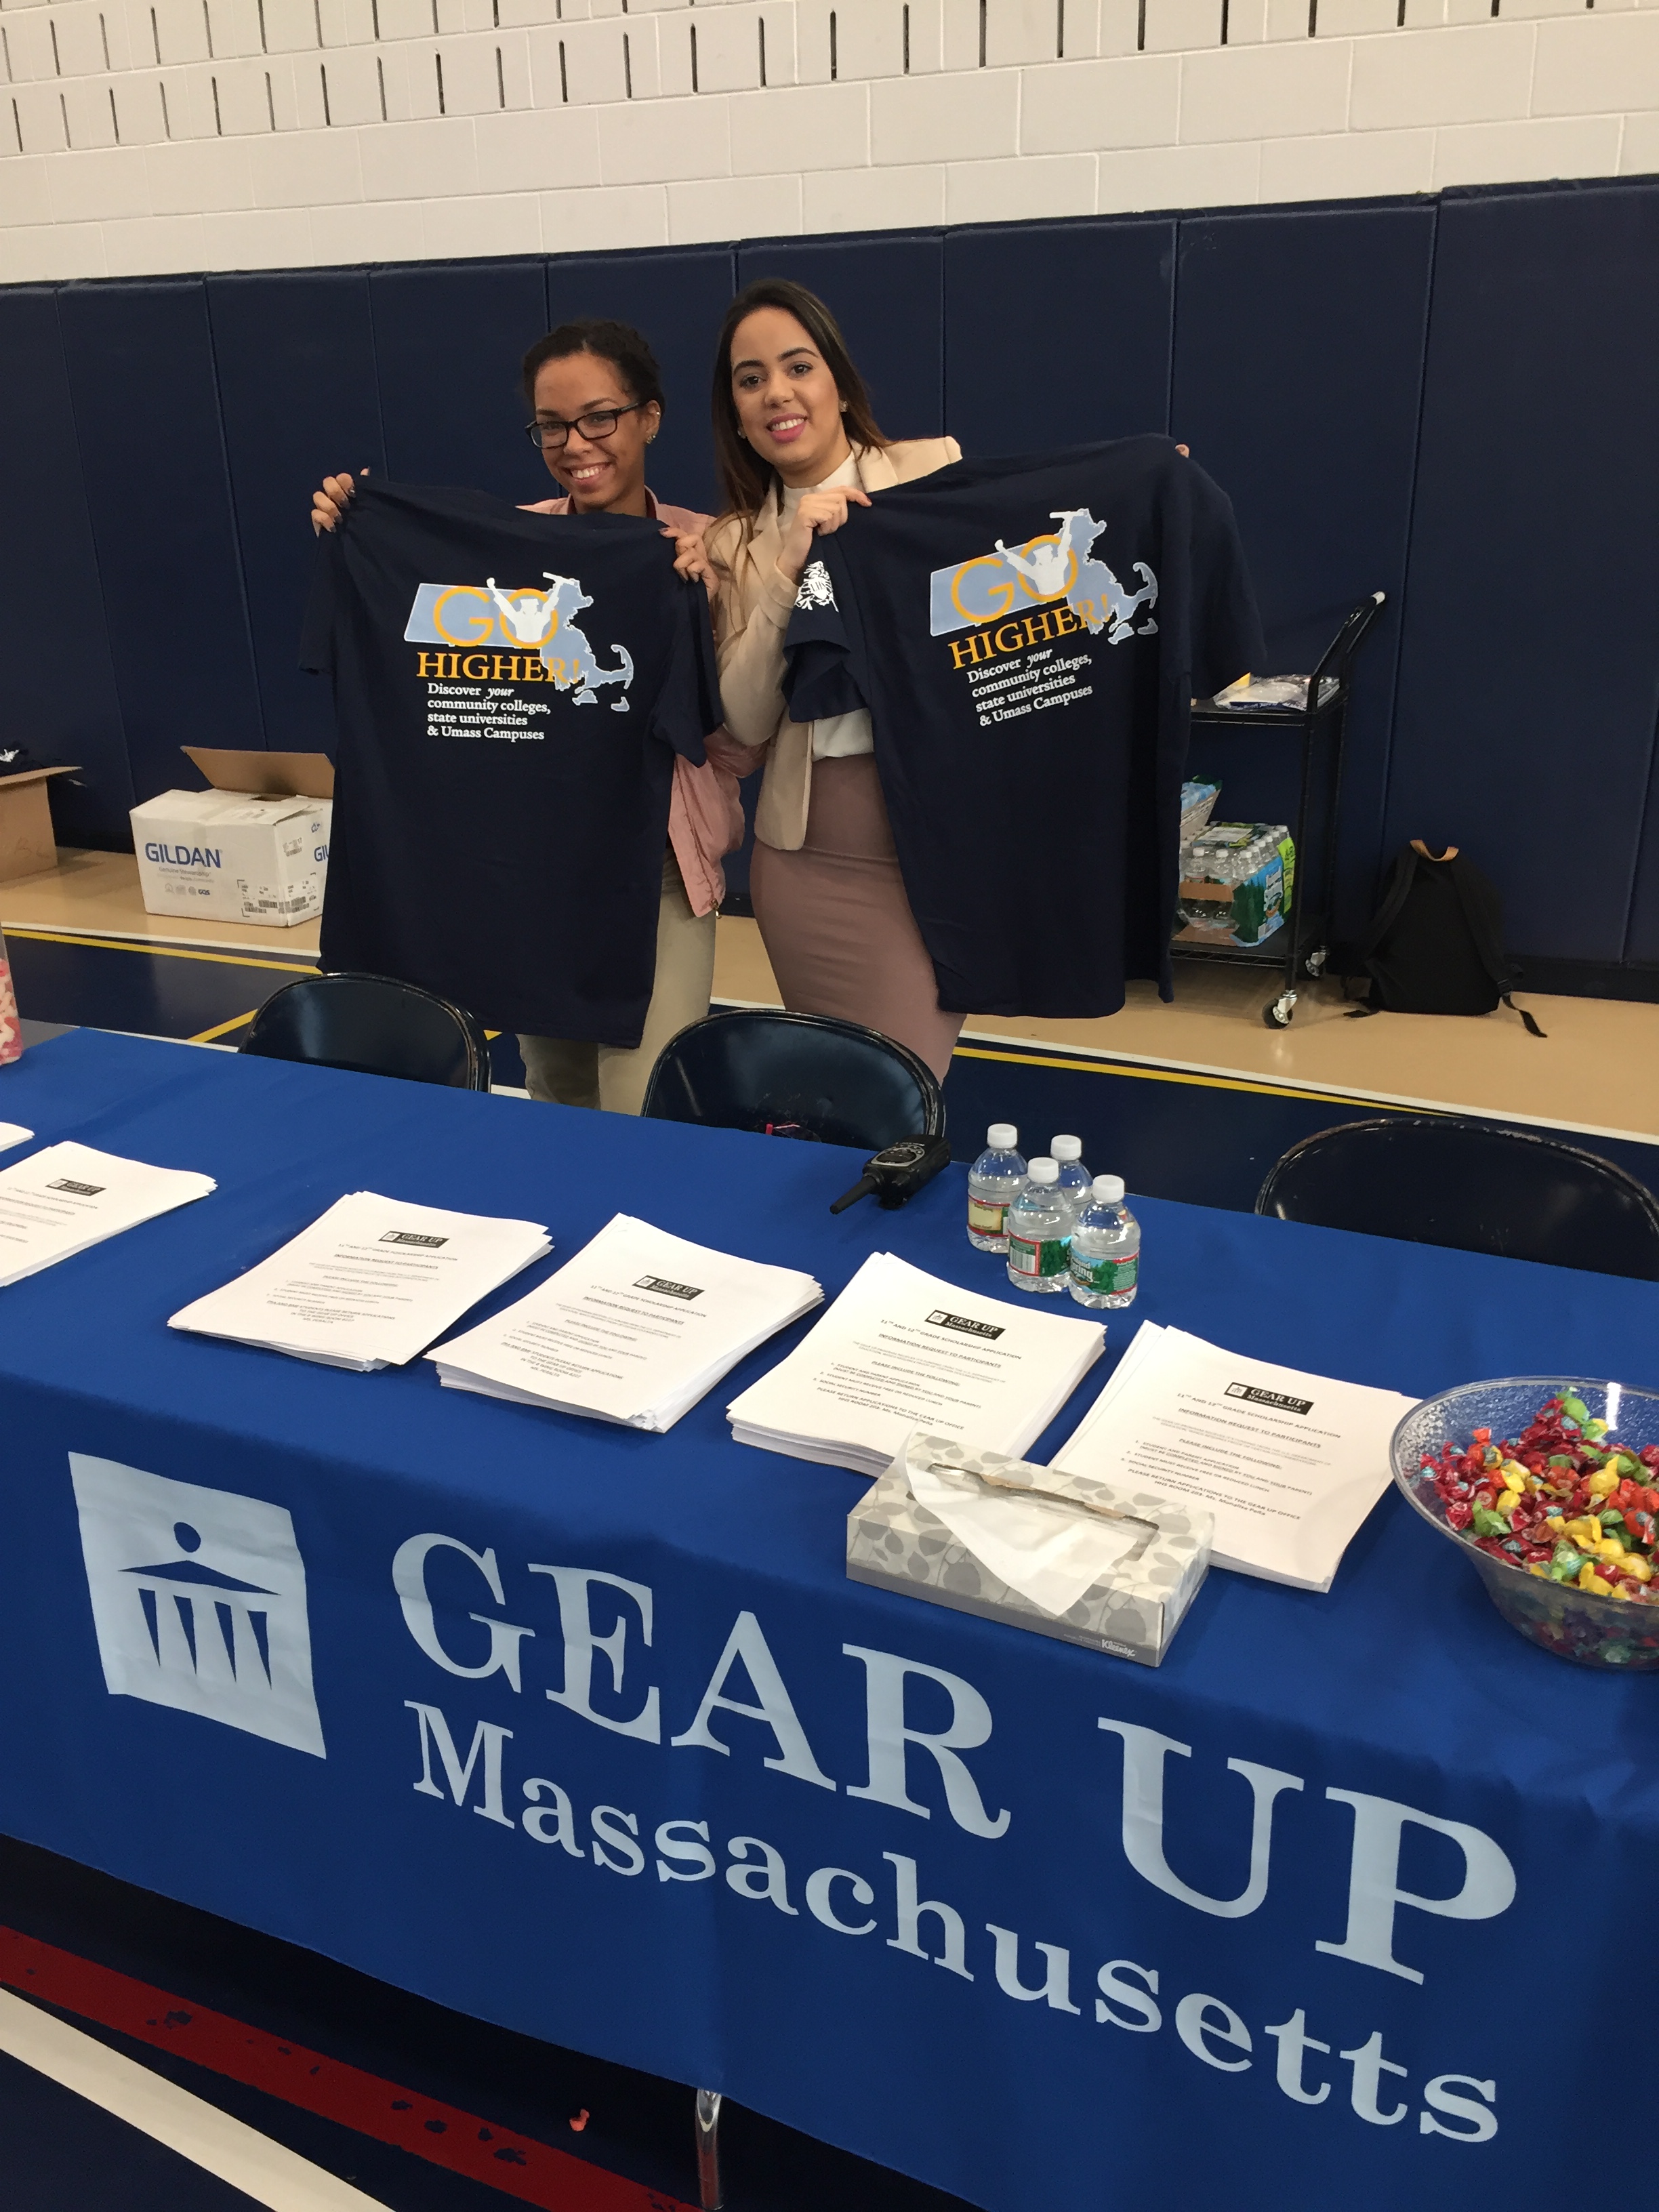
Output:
[697, 280, 962, 1084]
[310, 318, 744, 1115]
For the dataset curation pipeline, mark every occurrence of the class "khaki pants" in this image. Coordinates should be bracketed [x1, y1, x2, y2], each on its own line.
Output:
[518, 852, 716, 1115]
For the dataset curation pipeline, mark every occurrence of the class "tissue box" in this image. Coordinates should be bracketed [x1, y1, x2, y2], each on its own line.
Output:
[847, 1433, 1212, 1666]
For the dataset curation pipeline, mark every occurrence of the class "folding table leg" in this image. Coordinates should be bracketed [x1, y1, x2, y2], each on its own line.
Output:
[695, 2086, 724, 2209]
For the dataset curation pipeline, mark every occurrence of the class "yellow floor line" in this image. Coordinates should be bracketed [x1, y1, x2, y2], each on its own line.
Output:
[951, 1043, 1428, 1112]
[5, 928, 319, 976]
[190, 1008, 260, 1044]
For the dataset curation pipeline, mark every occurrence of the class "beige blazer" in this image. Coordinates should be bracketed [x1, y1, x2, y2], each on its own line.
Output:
[705, 436, 961, 852]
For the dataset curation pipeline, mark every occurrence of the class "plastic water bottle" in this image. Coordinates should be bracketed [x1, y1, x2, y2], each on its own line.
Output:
[967, 1122, 1027, 1253]
[1068, 1175, 1141, 1309]
[1006, 1158, 1071, 1295]
[1050, 1134, 1092, 1219]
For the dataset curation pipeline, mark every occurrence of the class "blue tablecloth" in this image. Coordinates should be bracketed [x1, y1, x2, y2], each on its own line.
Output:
[2, 1029, 1656, 2212]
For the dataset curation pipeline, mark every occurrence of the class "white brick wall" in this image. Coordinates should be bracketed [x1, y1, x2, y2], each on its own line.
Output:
[0, 0, 1654, 278]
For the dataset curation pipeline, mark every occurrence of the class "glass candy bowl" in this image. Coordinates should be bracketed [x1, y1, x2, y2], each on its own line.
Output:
[1391, 1378, 1659, 1671]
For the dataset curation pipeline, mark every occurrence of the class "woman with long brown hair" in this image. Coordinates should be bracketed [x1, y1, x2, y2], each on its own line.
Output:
[702, 279, 963, 1083]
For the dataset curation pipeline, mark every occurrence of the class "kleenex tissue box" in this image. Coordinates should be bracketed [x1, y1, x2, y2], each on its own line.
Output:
[846, 1432, 1212, 1667]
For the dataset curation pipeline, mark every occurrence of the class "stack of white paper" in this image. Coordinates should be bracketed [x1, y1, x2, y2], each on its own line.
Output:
[0, 1140, 216, 1288]
[428, 1212, 823, 1431]
[728, 1252, 1105, 1477]
[168, 1191, 550, 1371]
[0, 1123, 30, 1153]
[1052, 1321, 1415, 1592]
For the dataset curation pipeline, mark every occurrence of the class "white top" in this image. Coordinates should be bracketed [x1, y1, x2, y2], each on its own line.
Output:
[781, 452, 875, 762]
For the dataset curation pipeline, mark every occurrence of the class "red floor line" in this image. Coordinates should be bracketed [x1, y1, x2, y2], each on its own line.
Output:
[0, 1926, 693, 2212]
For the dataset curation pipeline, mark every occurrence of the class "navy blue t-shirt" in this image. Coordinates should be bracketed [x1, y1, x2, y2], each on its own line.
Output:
[782, 437, 1265, 1017]
[302, 480, 720, 1046]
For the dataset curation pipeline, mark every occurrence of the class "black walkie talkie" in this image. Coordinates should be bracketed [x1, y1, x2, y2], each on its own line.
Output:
[830, 1134, 953, 1214]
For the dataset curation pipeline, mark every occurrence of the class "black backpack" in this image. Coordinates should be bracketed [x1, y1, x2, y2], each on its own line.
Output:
[1349, 842, 1544, 1036]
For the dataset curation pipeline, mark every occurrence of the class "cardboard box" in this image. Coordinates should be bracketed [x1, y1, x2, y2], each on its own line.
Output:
[0, 766, 79, 884]
[131, 750, 334, 928]
[846, 1433, 1212, 1668]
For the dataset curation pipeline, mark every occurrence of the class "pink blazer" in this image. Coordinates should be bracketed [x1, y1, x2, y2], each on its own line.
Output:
[523, 491, 747, 917]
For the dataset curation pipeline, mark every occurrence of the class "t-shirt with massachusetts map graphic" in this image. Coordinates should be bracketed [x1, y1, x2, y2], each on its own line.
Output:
[781, 438, 1264, 1017]
[302, 480, 721, 1045]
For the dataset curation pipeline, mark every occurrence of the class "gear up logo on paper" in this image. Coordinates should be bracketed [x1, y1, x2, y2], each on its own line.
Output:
[70, 1454, 325, 1757]
[403, 574, 634, 711]
[930, 509, 1159, 648]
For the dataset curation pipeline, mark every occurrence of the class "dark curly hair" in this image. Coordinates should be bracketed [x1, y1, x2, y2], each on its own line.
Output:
[520, 319, 665, 413]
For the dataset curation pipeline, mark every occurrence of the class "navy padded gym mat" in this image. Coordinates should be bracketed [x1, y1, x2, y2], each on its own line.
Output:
[57, 277, 265, 805]
[209, 268, 387, 756]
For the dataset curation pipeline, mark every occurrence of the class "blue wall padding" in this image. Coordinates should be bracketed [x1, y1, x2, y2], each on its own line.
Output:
[0, 289, 131, 844]
[1173, 202, 1435, 939]
[1629, 739, 1659, 966]
[544, 245, 735, 520]
[943, 217, 1176, 459]
[369, 258, 551, 501]
[1384, 181, 1659, 964]
[209, 269, 388, 758]
[56, 278, 266, 804]
[9, 180, 1659, 982]
[738, 230, 946, 442]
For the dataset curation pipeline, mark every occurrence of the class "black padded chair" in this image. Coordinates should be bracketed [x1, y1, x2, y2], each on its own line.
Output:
[640, 1009, 945, 1151]
[1255, 1115, 1659, 1281]
[239, 972, 492, 1091]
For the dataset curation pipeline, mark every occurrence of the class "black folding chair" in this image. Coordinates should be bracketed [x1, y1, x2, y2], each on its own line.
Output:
[239, 972, 493, 1091]
[1255, 1115, 1659, 1281]
[640, 1009, 944, 1152]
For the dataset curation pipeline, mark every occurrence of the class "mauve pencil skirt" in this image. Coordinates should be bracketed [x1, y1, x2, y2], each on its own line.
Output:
[750, 754, 964, 1085]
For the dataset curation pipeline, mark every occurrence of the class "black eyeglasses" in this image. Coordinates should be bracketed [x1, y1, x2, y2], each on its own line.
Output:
[523, 403, 646, 451]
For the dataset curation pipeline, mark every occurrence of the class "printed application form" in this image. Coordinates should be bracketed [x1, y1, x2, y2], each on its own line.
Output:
[727, 1251, 1105, 1477]
[168, 1191, 550, 1370]
[0, 1141, 216, 1287]
[1052, 1322, 1414, 1591]
[430, 1213, 823, 1430]
[0, 1124, 30, 1153]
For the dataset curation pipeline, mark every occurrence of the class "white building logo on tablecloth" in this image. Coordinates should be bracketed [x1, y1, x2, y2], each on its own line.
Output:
[70, 1454, 325, 1758]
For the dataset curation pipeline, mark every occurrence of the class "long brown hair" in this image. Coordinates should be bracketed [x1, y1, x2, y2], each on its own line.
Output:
[710, 279, 888, 518]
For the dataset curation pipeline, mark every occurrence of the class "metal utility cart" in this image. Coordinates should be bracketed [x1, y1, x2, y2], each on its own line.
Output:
[1178, 590, 1386, 1029]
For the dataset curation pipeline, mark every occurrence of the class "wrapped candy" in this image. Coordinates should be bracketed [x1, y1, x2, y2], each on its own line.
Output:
[1425, 1392, 1659, 1607]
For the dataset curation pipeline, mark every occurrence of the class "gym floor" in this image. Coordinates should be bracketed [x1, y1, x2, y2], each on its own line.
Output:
[2, 847, 1656, 2212]
[7, 848, 1658, 1201]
